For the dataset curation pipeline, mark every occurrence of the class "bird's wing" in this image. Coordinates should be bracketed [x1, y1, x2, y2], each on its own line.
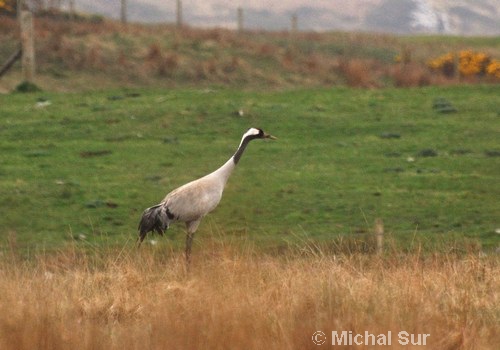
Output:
[163, 176, 224, 222]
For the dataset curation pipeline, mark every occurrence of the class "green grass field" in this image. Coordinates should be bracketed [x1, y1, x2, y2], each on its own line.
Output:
[1, 85, 499, 252]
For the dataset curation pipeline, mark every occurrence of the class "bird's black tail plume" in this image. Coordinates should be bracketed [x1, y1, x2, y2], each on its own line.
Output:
[138, 204, 169, 244]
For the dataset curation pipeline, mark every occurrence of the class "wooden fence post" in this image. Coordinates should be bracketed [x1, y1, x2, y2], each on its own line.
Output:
[176, 0, 183, 28]
[48, 0, 62, 11]
[374, 218, 384, 255]
[69, 0, 75, 19]
[290, 14, 298, 48]
[291, 14, 298, 35]
[17, 0, 23, 19]
[121, 0, 127, 24]
[237, 7, 243, 32]
[20, 10, 35, 83]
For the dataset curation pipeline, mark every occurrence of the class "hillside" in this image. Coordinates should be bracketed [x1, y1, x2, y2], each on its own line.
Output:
[72, 0, 500, 35]
[1, 16, 499, 93]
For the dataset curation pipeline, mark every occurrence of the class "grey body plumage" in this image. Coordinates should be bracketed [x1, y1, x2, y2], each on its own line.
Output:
[138, 127, 276, 263]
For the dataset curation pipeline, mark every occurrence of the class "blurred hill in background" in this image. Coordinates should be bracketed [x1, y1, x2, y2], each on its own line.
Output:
[73, 0, 500, 36]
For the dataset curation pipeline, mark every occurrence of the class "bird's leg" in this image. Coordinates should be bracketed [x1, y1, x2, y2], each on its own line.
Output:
[136, 232, 147, 248]
[185, 219, 201, 266]
[185, 231, 195, 265]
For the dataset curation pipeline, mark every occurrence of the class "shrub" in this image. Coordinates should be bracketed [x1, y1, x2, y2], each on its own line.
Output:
[428, 53, 455, 77]
[338, 59, 370, 87]
[158, 53, 179, 76]
[486, 59, 500, 79]
[392, 64, 430, 87]
[15, 81, 41, 93]
[458, 50, 490, 77]
[428, 50, 499, 80]
[146, 43, 162, 61]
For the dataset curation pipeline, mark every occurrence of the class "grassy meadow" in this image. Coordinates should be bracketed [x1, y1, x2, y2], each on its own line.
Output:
[1, 85, 499, 252]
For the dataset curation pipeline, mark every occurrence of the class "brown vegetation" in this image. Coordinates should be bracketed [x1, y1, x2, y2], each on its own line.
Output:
[0, 241, 498, 349]
[1, 15, 499, 91]
[337, 58, 380, 88]
[392, 63, 431, 87]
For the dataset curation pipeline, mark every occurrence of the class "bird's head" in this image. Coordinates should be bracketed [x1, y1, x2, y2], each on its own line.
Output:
[244, 127, 277, 141]
[234, 128, 276, 163]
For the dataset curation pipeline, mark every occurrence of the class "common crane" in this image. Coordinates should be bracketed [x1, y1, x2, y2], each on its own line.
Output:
[138, 127, 276, 263]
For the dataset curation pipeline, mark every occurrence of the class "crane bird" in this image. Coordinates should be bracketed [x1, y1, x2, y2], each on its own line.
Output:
[138, 127, 276, 263]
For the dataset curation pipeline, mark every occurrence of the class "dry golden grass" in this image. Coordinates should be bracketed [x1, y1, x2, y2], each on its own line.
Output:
[0, 240, 498, 350]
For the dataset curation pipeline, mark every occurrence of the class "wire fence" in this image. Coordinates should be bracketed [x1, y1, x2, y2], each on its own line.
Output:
[8, 0, 299, 31]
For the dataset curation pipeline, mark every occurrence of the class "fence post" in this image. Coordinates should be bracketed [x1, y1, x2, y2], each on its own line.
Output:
[374, 218, 384, 255]
[69, 0, 75, 19]
[17, 0, 23, 19]
[176, 0, 183, 28]
[237, 7, 243, 32]
[20, 10, 35, 83]
[290, 14, 298, 48]
[291, 14, 298, 35]
[121, 0, 127, 24]
[48, 0, 62, 11]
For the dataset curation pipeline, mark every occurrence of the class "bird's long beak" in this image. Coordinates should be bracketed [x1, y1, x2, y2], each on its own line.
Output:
[264, 133, 277, 140]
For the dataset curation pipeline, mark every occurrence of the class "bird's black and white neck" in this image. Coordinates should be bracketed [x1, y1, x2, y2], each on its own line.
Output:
[210, 128, 275, 185]
[233, 127, 269, 164]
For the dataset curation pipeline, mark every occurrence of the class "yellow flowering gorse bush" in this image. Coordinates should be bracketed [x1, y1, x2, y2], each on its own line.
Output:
[428, 53, 455, 77]
[458, 50, 490, 76]
[428, 50, 499, 79]
[486, 59, 500, 78]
